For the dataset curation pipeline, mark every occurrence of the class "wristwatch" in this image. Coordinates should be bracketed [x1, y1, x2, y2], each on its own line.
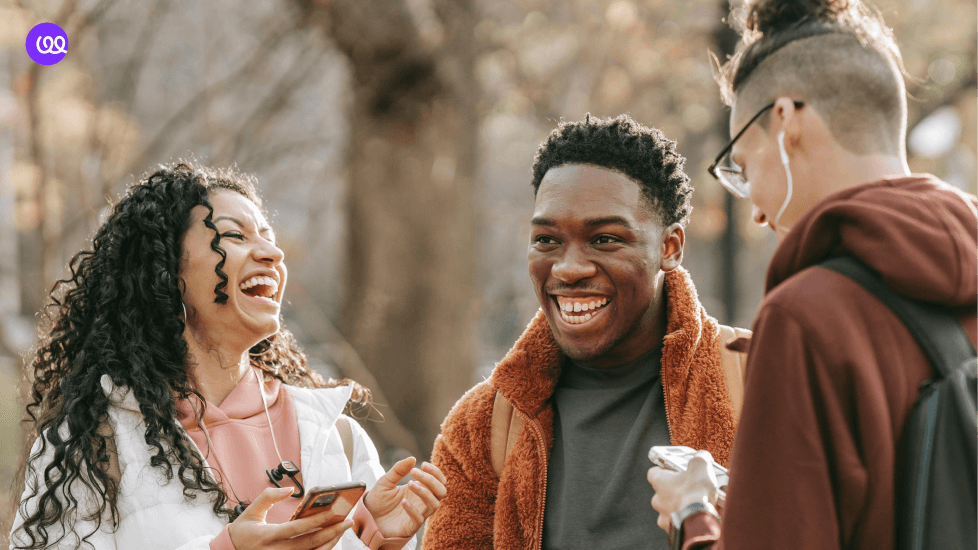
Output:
[670, 501, 720, 550]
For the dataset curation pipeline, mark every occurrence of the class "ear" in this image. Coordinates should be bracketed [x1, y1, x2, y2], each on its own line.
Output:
[660, 223, 685, 272]
[773, 97, 803, 150]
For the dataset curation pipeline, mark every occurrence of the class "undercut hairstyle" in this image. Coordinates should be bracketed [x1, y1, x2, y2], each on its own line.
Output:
[13, 162, 368, 550]
[716, 0, 907, 155]
[530, 114, 693, 227]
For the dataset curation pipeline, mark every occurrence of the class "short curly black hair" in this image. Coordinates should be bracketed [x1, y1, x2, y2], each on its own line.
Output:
[530, 114, 693, 227]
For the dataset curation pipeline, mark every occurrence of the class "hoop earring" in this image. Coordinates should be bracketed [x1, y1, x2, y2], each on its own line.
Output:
[181, 302, 188, 321]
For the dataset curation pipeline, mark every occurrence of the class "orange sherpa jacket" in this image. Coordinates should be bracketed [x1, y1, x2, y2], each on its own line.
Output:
[422, 267, 748, 550]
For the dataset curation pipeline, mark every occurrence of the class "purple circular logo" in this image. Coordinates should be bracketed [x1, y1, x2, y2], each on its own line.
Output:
[26, 23, 68, 66]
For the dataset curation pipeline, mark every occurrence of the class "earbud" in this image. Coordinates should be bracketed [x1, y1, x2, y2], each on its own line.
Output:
[774, 130, 795, 233]
[266, 461, 304, 498]
[778, 131, 790, 164]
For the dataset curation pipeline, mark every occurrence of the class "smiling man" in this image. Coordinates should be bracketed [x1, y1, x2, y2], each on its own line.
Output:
[423, 115, 749, 550]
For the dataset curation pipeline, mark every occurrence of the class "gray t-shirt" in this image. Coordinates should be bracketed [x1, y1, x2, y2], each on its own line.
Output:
[542, 346, 671, 550]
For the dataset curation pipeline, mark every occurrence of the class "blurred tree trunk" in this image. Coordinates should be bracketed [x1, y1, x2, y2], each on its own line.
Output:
[18, 68, 48, 318]
[301, 0, 478, 458]
[713, 2, 741, 326]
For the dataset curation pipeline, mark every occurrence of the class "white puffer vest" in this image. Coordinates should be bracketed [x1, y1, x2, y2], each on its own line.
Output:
[9, 376, 416, 550]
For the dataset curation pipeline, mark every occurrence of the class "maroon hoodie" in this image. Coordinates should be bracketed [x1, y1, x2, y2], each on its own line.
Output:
[682, 175, 978, 550]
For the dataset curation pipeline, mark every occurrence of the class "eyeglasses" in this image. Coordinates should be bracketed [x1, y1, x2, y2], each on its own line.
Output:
[708, 101, 804, 199]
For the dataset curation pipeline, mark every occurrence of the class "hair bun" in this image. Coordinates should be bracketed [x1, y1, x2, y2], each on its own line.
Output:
[746, 0, 850, 36]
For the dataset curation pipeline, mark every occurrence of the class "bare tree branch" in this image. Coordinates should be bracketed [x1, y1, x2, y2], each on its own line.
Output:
[220, 46, 329, 163]
[118, 23, 296, 181]
[112, 0, 173, 109]
[20, 61, 48, 317]
[77, 0, 119, 29]
[237, 137, 333, 181]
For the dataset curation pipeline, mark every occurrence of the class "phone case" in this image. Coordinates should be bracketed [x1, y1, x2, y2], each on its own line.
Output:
[289, 481, 367, 522]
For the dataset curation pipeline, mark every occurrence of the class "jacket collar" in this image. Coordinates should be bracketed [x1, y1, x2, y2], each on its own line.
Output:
[286, 383, 353, 430]
[100, 373, 352, 429]
[490, 266, 710, 416]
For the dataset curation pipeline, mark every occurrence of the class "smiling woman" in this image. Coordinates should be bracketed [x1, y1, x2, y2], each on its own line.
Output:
[9, 162, 446, 550]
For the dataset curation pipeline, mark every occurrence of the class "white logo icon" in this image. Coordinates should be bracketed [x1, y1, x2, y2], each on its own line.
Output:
[36, 36, 67, 55]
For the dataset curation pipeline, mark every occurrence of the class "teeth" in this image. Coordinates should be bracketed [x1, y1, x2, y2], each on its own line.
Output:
[557, 298, 609, 325]
[238, 276, 279, 295]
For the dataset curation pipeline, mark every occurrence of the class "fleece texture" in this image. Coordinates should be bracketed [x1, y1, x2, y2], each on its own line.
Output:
[423, 267, 743, 550]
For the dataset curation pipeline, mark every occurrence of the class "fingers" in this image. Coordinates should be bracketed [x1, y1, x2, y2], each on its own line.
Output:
[400, 497, 425, 525]
[406, 479, 441, 516]
[298, 518, 353, 550]
[688, 451, 718, 483]
[398, 462, 447, 519]
[686, 452, 720, 501]
[274, 508, 339, 539]
[239, 487, 295, 522]
[420, 461, 447, 486]
[657, 510, 672, 533]
[375, 457, 417, 490]
[647, 465, 675, 490]
[652, 493, 672, 533]
[650, 492, 664, 515]
[310, 518, 353, 548]
[410, 464, 447, 501]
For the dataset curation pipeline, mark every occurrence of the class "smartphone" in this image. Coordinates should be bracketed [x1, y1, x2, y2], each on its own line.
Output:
[648, 445, 729, 498]
[289, 481, 367, 523]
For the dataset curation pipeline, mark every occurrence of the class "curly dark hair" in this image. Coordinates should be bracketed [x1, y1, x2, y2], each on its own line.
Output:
[530, 114, 693, 227]
[12, 161, 367, 550]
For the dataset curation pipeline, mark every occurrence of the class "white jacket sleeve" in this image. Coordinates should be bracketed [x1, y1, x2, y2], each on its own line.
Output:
[9, 434, 119, 550]
[9, 435, 217, 550]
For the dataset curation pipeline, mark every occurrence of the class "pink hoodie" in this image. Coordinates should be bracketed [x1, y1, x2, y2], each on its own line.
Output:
[177, 370, 407, 550]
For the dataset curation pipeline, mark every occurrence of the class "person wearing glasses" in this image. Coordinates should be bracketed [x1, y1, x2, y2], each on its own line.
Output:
[646, 0, 977, 549]
[422, 114, 749, 550]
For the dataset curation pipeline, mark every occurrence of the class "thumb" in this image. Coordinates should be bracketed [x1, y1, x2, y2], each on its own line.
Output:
[238, 487, 294, 522]
[375, 457, 417, 491]
[688, 451, 718, 486]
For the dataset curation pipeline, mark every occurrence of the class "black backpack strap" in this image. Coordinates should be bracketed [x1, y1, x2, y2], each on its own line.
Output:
[820, 256, 976, 378]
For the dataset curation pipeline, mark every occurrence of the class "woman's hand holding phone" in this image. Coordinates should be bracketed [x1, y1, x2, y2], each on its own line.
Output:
[229, 487, 353, 550]
[364, 457, 448, 538]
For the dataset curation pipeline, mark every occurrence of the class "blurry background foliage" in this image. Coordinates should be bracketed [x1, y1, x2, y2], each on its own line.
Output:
[0, 0, 974, 541]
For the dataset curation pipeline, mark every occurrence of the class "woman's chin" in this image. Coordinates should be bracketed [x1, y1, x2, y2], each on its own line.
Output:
[234, 316, 280, 348]
[254, 320, 281, 342]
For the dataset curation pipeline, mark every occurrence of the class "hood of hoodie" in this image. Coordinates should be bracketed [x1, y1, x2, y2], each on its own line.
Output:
[767, 175, 977, 308]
